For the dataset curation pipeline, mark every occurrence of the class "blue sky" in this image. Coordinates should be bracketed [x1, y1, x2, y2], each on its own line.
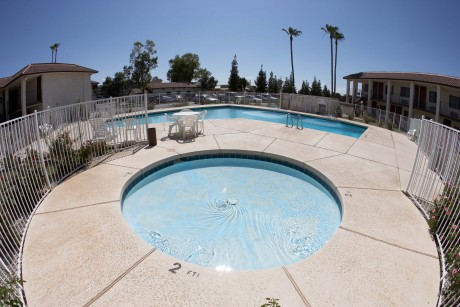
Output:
[1, 0, 459, 94]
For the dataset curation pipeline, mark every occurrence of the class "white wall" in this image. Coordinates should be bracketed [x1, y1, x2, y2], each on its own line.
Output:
[42, 72, 92, 109]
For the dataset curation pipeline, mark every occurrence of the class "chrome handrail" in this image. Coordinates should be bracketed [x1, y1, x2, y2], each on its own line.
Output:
[285, 113, 293, 128]
[296, 115, 303, 130]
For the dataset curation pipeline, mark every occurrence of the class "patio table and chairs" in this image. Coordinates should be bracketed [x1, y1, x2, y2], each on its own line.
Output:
[165, 109, 207, 140]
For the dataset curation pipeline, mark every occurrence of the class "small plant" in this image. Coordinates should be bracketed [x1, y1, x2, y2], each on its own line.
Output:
[347, 113, 354, 120]
[335, 106, 342, 118]
[378, 121, 384, 127]
[363, 114, 374, 124]
[261, 297, 280, 307]
[0, 278, 24, 307]
[386, 121, 393, 130]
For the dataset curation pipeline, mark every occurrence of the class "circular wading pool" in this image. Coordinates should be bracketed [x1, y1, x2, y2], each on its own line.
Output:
[121, 154, 342, 271]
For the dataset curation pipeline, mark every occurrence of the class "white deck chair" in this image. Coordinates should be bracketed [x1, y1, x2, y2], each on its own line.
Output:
[89, 118, 116, 142]
[123, 118, 140, 141]
[179, 115, 197, 140]
[165, 113, 179, 137]
[197, 110, 207, 134]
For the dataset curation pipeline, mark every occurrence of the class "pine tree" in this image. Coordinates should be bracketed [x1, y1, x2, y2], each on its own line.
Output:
[305, 81, 311, 95]
[276, 77, 283, 93]
[268, 71, 276, 93]
[322, 84, 331, 97]
[311, 76, 322, 96]
[282, 77, 292, 93]
[255, 65, 268, 93]
[299, 81, 306, 94]
[228, 55, 240, 91]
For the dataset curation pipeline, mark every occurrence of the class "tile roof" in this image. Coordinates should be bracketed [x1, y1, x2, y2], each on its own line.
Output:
[343, 72, 460, 89]
[148, 82, 200, 89]
[1, 63, 98, 89]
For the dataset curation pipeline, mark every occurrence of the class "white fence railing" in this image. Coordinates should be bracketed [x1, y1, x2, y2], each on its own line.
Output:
[406, 118, 460, 306]
[0, 94, 148, 303]
[1, 93, 458, 305]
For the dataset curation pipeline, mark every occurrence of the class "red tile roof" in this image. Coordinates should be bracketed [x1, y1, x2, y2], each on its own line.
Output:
[343, 72, 460, 89]
[1, 63, 98, 89]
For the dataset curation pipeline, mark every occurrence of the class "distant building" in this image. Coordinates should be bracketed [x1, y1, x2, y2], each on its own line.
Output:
[130, 81, 201, 97]
[0, 63, 98, 122]
[344, 72, 460, 129]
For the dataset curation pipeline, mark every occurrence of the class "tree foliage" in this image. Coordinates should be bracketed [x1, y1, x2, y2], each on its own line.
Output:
[129, 40, 158, 91]
[167, 53, 200, 83]
[311, 76, 322, 96]
[228, 55, 240, 91]
[101, 71, 130, 97]
[322, 84, 331, 97]
[267, 72, 278, 93]
[195, 68, 218, 90]
[299, 80, 311, 95]
[239, 77, 249, 91]
[255, 65, 267, 93]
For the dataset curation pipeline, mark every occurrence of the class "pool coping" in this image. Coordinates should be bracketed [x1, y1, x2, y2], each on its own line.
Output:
[21, 117, 440, 306]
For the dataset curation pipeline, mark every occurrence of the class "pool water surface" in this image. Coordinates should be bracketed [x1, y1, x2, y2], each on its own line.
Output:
[122, 156, 342, 271]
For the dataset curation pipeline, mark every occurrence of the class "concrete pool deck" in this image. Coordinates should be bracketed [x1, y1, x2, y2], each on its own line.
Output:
[22, 118, 440, 306]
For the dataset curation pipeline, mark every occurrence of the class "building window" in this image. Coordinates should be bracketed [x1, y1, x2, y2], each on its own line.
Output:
[400, 87, 410, 98]
[384, 86, 394, 95]
[449, 95, 460, 110]
[429, 91, 437, 103]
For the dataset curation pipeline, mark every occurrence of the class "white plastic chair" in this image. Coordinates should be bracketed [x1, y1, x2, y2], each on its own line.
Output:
[179, 115, 197, 140]
[89, 118, 116, 142]
[123, 118, 139, 141]
[407, 129, 417, 141]
[197, 110, 207, 134]
[165, 113, 179, 137]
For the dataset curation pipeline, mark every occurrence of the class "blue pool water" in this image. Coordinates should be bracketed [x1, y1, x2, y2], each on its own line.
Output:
[122, 155, 342, 271]
[149, 106, 366, 138]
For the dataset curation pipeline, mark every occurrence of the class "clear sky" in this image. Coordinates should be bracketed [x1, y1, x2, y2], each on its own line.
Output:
[1, 0, 459, 94]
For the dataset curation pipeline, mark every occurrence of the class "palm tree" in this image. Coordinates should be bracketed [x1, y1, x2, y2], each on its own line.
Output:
[282, 27, 302, 88]
[54, 42, 60, 63]
[321, 24, 338, 94]
[50, 44, 56, 62]
[333, 32, 344, 94]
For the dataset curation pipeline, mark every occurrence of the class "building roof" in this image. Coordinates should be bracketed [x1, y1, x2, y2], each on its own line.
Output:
[148, 82, 200, 90]
[1, 63, 98, 89]
[344, 72, 460, 89]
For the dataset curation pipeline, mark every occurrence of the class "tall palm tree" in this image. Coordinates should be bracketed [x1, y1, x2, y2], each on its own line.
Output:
[333, 32, 344, 94]
[54, 42, 60, 63]
[50, 44, 56, 62]
[282, 27, 302, 88]
[321, 24, 338, 94]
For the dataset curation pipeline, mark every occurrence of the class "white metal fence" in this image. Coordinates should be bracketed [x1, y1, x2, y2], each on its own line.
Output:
[406, 118, 460, 306]
[0, 94, 148, 304]
[1, 92, 458, 305]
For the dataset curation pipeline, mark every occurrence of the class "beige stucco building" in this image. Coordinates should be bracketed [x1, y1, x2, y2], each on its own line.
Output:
[0, 63, 98, 122]
[344, 72, 460, 129]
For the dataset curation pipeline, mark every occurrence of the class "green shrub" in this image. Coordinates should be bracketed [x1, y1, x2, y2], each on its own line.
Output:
[386, 121, 393, 130]
[348, 113, 354, 120]
[0, 277, 24, 307]
[261, 298, 280, 307]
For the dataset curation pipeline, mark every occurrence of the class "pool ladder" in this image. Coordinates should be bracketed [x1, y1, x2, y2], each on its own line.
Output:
[285, 113, 303, 130]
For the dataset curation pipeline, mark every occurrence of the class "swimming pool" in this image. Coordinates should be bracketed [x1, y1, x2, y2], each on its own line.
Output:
[149, 106, 366, 138]
[121, 153, 342, 271]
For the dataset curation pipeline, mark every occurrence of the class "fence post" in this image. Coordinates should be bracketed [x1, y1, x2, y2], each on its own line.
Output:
[33, 110, 51, 189]
[144, 92, 149, 138]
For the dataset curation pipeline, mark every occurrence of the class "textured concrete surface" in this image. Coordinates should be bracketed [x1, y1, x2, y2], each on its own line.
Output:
[22, 110, 439, 306]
